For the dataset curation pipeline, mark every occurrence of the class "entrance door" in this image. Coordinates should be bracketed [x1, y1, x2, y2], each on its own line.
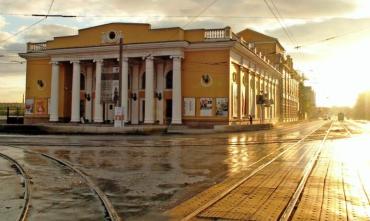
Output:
[165, 99, 172, 124]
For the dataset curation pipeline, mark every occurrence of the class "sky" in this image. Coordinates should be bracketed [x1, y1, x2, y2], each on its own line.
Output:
[1, 0, 370, 107]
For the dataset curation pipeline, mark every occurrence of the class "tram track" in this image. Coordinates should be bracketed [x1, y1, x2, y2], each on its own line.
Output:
[0, 145, 121, 221]
[278, 122, 333, 221]
[0, 152, 30, 221]
[167, 121, 331, 220]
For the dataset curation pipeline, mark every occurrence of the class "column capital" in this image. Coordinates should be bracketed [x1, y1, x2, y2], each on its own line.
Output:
[93, 59, 104, 64]
[170, 55, 183, 60]
[70, 60, 80, 64]
[49, 61, 59, 65]
[142, 55, 154, 61]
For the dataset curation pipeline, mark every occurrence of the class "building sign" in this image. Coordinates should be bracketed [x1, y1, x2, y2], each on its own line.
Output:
[114, 106, 124, 127]
[25, 98, 34, 115]
[216, 98, 228, 116]
[35, 98, 47, 115]
[184, 97, 195, 116]
[101, 66, 119, 103]
[200, 98, 213, 116]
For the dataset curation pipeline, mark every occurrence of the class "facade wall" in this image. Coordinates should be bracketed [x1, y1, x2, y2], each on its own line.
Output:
[182, 50, 230, 125]
[21, 23, 295, 126]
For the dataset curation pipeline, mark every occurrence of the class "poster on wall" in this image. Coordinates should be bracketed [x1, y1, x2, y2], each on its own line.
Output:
[35, 98, 47, 115]
[216, 98, 228, 116]
[184, 98, 195, 116]
[114, 106, 124, 128]
[200, 98, 213, 116]
[101, 65, 119, 103]
[25, 98, 34, 115]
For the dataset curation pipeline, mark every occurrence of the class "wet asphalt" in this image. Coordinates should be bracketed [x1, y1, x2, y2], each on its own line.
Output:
[0, 121, 328, 220]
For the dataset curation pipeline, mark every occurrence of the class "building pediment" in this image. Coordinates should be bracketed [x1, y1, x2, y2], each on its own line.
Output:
[46, 23, 186, 50]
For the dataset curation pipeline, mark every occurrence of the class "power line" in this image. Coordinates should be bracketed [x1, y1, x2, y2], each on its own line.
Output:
[0, 0, 55, 46]
[46, 0, 55, 17]
[268, 0, 298, 46]
[181, 0, 220, 28]
[262, 0, 296, 47]
[0, 13, 314, 19]
[0, 18, 46, 45]
[294, 27, 370, 49]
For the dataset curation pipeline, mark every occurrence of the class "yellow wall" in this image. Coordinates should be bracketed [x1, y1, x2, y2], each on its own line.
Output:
[47, 23, 207, 49]
[182, 50, 230, 121]
[25, 58, 51, 117]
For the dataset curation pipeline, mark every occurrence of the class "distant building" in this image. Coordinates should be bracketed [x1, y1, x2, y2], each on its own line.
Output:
[19, 23, 302, 126]
[238, 29, 303, 122]
[299, 86, 316, 119]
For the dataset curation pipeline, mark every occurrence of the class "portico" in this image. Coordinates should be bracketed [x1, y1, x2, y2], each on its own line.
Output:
[46, 48, 183, 125]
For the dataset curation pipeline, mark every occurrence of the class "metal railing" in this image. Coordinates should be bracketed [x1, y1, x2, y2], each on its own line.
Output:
[0, 105, 24, 124]
[27, 42, 47, 52]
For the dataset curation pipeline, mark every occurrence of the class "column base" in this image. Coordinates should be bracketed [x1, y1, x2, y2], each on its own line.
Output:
[94, 118, 103, 123]
[70, 117, 81, 123]
[49, 116, 59, 122]
[171, 119, 182, 125]
[144, 120, 155, 124]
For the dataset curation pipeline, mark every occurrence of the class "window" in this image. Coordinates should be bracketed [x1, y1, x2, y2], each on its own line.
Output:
[141, 72, 146, 89]
[165, 71, 173, 89]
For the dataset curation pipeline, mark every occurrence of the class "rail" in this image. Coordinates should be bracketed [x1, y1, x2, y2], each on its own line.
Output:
[173, 121, 329, 221]
[0, 152, 30, 221]
[204, 27, 231, 40]
[26, 42, 47, 52]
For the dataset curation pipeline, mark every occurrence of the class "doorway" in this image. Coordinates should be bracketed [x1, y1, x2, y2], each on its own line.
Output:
[140, 99, 145, 123]
[165, 99, 172, 124]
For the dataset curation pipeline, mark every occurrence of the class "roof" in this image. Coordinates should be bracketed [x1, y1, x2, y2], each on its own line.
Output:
[237, 28, 285, 51]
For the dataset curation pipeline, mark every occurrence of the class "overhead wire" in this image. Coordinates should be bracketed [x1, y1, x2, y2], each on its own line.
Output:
[262, 0, 297, 48]
[0, 0, 55, 46]
[180, 0, 220, 29]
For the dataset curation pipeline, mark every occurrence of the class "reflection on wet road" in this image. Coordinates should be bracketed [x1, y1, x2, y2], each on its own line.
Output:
[0, 121, 331, 220]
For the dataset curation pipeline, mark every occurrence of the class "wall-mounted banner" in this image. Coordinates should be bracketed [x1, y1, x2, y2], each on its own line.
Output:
[200, 98, 213, 116]
[25, 98, 34, 115]
[114, 106, 124, 128]
[216, 98, 228, 116]
[101, 65, 119, 103]
[35, 98, 47, 115]
[184, 97, 195, 116]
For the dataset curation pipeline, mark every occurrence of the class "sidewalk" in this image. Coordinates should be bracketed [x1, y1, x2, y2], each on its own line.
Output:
[0, 122, 275, 135]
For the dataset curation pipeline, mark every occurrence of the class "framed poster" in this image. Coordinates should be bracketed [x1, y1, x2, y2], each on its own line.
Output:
[216, 98, 228, 116]
[184, 97, 195, 116]
[25, 98, 34, 115]
[35, 98, 47, 115]
[200, 98, 213, 116]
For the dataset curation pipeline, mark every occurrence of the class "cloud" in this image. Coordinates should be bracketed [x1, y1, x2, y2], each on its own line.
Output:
[21, 24, 77, 42]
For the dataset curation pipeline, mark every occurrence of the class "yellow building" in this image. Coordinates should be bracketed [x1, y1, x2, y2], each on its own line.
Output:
[238, 29, 303, 122]
[20, 23, 286, 126]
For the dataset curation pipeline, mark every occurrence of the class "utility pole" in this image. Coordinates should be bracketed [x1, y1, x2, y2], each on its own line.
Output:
[118, 37, 123, 107]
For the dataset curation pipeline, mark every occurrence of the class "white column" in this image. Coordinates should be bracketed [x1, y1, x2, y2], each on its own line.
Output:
[121, 57, 129, 123]
[85, 65, 93, 122]
[144, 56, 155, 124]
[49, 61, 59, 122]
[171, 56, 182, 124]
[156, 62, 164, 124]
[131, 65, 139, 124]
[94, 59, 103, 123]
[70, 61, 81, 122]
[238, 68, 243, 120]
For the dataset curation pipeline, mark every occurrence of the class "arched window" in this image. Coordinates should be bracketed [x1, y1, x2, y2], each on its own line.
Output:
[80, 73, 85, 90]
[165, 70, 173, 89]
[141, 72, 146, 89]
